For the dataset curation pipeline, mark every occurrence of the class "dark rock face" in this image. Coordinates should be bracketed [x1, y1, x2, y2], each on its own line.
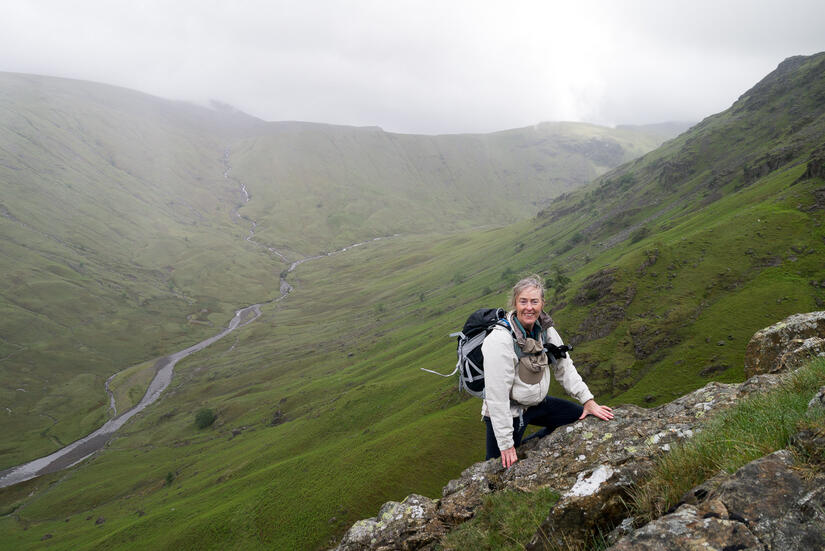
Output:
[570, 269, 635, 346]
[658, 157, 695, 190]
[778, 337, 825, 372]
[606, 503, 763, 550]
[799, 143, 825, 182]
[607, 451, 825, 551]
[628, 321, 680, 360]
[744, 311, 825, 377]
[573, 303, 626, 345]
[572, 268, 618, 306]
[525, 461, 653, 551]
[742, 145, 799, 185]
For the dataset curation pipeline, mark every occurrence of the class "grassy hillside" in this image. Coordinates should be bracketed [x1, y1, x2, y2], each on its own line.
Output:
[227, 120, 673, 255]
[0, 73, 279, 465]
[528, 52, 825, 406]
[0, 71, 672, 470]
[2, 52, 823, 551]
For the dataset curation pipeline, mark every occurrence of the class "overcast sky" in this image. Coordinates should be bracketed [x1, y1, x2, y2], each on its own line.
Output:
[1, 0, 824, 135]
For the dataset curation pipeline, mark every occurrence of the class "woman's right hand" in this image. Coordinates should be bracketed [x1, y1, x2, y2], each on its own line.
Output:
[501, 446, 518, 468]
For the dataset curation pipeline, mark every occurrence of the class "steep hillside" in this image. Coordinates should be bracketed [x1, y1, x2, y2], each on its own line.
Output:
[0, 73, 276, 465]
[334, 314, 825, 550]
[529, 52, 825, 404]
[226, 120, 672, 255]
[0, 71, 673, 469]
[4, 51, 821, 551]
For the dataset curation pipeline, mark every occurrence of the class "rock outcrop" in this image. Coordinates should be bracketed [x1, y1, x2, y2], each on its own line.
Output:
[744, 310, 825, 377]
[607, 450, 825, 550]
[799, 142, 825, 182]
[334, 495, 445, 551]
[333, 312, 825, 550]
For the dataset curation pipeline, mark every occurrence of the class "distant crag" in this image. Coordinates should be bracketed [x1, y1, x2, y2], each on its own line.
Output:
[333, 312, 825, 550]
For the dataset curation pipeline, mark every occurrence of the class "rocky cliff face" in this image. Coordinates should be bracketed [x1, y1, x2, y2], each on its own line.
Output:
[333, 312, 825, 551]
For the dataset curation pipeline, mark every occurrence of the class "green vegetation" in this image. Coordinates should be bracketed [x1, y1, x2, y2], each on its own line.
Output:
[108, 360, 157, 413]
[229, 121, 675, 254]
[1, 52, 824, 550]
[194, 409, 217, 429]
[438, 358, 825, 549]
[631, 358, 825, 521]
[438, 488, 560, 550]
[0, 72, 674, 470]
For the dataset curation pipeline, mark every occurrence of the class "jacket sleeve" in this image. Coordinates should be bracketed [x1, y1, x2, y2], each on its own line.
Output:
[545, 326, 594, 405]
[481, 327, 517, 451]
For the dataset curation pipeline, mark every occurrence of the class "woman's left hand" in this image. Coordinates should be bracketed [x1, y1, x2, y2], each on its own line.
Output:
[579, 399, 614, 421]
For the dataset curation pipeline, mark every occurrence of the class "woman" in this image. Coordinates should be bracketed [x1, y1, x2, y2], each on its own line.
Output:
[482, 275, 613, 468]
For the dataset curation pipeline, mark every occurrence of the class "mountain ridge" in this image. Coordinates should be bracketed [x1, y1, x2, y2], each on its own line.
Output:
[1, 52, 824, 550]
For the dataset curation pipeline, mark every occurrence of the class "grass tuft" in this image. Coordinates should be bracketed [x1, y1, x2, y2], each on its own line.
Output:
[437, 488, 559, 551]
[631, 358, 825, 521]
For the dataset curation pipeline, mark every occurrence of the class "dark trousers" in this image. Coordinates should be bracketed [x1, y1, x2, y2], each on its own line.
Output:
[484, 395, 584, 460]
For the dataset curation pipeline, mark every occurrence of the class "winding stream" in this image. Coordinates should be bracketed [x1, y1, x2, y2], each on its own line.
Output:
[0, 305, 263, 488]
[0, 149, 393, 489]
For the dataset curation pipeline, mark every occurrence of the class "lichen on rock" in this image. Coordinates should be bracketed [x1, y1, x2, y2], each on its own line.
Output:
[745, 311, 825, 377]
[334, 494, 444, 551]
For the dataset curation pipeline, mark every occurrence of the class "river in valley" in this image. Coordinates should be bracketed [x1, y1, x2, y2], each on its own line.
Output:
[0, 148, 393, 489]
[0, 304, 263, 489]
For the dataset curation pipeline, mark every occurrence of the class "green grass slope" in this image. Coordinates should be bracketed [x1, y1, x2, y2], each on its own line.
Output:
[0, 71, 672, 469]
[0, 73, 283, 465]
[4, 53, 823, 551]
[525, 52, 825, 406]
[226, 119, 674, 255]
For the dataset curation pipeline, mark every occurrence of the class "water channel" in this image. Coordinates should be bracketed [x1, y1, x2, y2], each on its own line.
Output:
[0, 304, 263, 488]
[0, 148, 393, 489]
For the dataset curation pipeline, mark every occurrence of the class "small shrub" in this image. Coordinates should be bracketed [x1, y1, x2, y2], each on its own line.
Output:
[618, 173, 636, 189]
[545, 266, 570, 297]
[630, 226, 651, 244]
[165, 472, 175, 486]
[194, 408, 217, 429]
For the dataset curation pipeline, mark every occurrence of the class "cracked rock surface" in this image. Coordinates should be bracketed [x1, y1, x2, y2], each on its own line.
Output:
[606, 451, 825, 550]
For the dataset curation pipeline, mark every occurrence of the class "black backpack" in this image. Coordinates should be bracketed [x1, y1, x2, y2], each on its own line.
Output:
[421, 308, 513, 398]
[421, 308, 573, 398]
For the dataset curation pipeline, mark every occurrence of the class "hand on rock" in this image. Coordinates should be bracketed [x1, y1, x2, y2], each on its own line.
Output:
[500, 446, 518, 468]
[580, 399, 614, 421]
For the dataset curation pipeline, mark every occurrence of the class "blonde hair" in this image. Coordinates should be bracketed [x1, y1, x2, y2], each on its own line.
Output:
[507, 274, 546, 311]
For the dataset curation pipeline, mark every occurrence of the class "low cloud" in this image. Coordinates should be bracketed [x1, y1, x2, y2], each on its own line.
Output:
[1, 0, 823, 134]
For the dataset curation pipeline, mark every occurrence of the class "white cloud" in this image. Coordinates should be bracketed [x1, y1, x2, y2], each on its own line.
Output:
[0, 0, 823, 134]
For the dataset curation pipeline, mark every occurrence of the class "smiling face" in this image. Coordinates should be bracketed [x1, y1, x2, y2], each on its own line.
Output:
[515, 286, 544, 331]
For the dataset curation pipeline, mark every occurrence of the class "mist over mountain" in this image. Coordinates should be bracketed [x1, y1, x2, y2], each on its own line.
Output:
[0, 70, 677, 468]
[0, 52, 823, 550]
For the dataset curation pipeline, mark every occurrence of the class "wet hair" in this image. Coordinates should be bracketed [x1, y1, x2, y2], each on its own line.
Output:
[507, 274, 546, 311]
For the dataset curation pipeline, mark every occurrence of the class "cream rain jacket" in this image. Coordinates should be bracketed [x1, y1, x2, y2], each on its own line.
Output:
[481, 313, 594, 451]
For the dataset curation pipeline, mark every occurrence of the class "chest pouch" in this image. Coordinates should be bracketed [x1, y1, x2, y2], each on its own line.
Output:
[516, 337, 548, 384]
